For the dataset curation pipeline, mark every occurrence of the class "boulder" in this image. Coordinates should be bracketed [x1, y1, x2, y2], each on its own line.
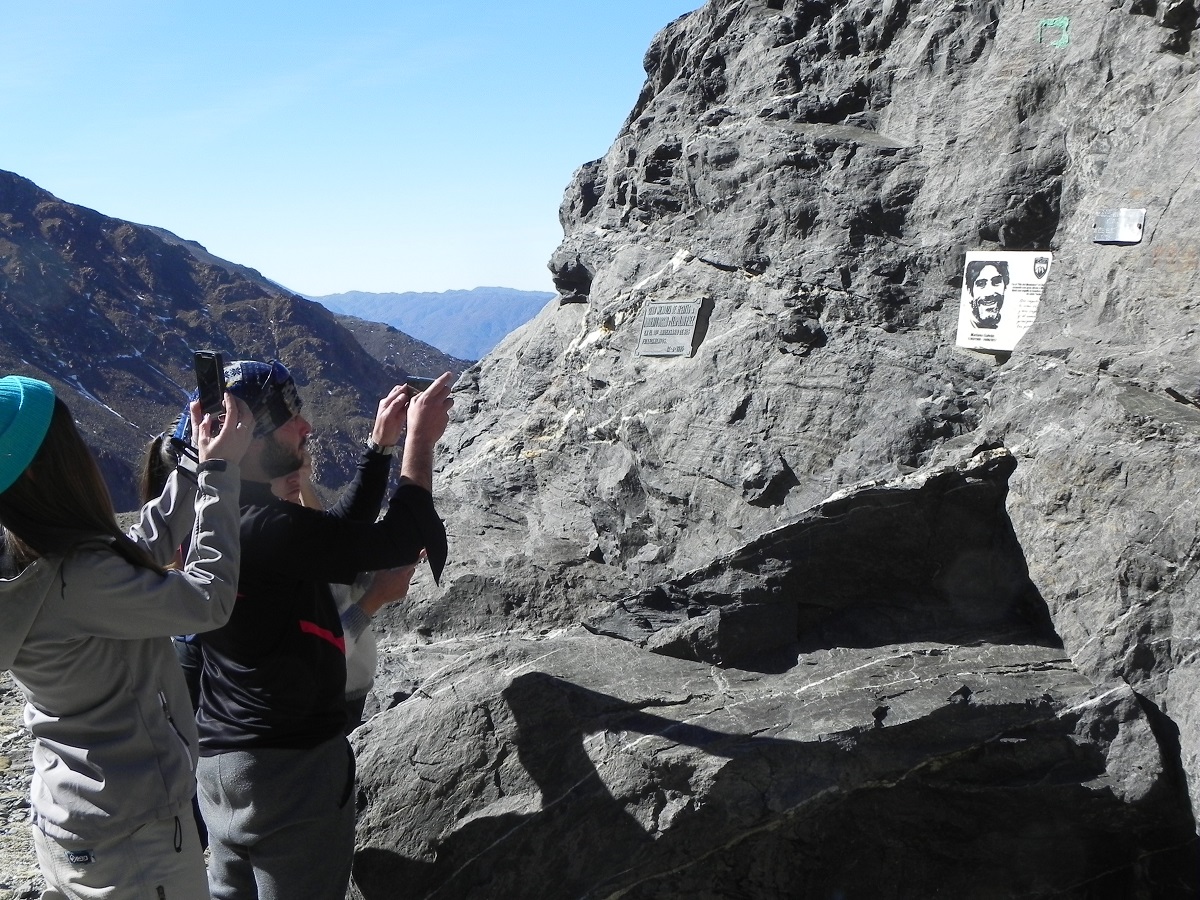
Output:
[359, 0, 1200, 893]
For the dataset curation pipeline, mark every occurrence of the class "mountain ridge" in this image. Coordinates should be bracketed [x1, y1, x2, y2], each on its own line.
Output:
[0, 169, 469, 509]
[310, 287, 554, 361]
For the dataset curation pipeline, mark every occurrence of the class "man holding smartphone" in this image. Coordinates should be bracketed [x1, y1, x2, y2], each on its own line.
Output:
[175, 358, 453, 900]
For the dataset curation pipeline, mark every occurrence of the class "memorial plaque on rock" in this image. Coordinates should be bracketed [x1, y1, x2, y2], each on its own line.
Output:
[637, 299, 703, 357]
[955, 251, 1053, 353]
[1093, 208, 1146, 244]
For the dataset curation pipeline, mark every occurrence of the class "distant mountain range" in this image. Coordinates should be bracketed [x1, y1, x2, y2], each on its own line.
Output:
[308, 288, 555, 361]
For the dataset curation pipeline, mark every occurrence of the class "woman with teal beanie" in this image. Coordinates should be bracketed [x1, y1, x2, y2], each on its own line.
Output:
[0, 375, 252, 899]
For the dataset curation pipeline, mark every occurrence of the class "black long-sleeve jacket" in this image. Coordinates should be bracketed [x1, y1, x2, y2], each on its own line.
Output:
[196, 450, 446, 752]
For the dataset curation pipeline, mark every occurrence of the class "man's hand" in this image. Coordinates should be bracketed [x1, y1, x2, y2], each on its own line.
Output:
[194, 394, 253, 465]
[401, 373, 455, 492]
[370, 384, 413, 448]
[406, 372, 454, 451]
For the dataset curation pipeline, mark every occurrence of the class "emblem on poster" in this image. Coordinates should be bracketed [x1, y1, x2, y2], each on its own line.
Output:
[1037, 17, 1070, 48]
[955, 251, 1053, 352]
[637, 299, 703, 357]
[1093, 208, 1146, 244]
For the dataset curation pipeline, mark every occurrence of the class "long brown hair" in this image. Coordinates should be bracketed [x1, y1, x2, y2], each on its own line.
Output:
[138, 433, 177, 505]
[0, 398, 166, 574]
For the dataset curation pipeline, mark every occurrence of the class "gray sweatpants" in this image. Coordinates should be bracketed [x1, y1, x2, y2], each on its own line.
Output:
[197, 736, 356, 900]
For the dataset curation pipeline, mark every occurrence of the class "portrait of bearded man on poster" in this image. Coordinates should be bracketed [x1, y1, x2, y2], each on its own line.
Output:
[964, 259, 1010, 330]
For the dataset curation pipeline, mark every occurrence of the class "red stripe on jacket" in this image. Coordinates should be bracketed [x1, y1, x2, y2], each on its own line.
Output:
[299, 620, 346, 654]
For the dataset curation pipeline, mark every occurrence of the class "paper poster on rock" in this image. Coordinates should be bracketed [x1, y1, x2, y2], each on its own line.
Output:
[955, 251, 1052, 352]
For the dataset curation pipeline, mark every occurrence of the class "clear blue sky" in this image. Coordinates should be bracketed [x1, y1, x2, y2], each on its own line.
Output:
[0, 1, 700, 295]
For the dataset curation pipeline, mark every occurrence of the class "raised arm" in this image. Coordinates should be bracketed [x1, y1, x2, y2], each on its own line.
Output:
[400, 372, 454, 493]
[325, 383, 416, 521]
[65, 392, 253, 639]
[129, 394, 253, 564]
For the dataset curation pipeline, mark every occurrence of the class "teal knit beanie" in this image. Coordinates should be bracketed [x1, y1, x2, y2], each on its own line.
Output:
[0, 376, 56, 494]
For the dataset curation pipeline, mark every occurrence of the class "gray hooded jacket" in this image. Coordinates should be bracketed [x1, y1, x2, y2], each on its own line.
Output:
[0, 464, 241, 844]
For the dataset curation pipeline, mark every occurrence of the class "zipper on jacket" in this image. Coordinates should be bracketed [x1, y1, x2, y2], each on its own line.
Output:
[158, 691, 193, 761]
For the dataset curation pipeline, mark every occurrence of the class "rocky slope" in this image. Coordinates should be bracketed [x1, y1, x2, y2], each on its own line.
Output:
[353, 0, 1200, 896]
[332, 313, 470, 378]
[0, 176, 465, 509]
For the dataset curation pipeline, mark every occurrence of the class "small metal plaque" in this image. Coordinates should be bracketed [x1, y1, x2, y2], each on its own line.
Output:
[1093, 208, 1146, 244]
[637, 299, 703, 357]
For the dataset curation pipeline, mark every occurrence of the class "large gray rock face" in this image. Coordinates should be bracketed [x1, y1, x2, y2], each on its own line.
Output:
[359, 0, 1200, 895]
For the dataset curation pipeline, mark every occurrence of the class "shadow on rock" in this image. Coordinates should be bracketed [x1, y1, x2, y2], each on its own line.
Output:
[586, 449, 1061, 673]
[354, 671, 1198, 899]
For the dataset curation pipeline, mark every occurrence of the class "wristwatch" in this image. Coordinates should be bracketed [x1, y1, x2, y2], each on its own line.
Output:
[365, 438, 396, 456]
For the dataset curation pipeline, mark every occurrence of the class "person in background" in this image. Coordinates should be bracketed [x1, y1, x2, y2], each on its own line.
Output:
[173, 359, 452, 900]
[139, 433, 206, 708]
[338, 563, 419, 730]
[0, 375, 251, 899]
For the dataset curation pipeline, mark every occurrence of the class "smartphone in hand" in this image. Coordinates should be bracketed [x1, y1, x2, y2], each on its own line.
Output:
[404, 376, 437, 393]
[194, 350, 226, 421]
